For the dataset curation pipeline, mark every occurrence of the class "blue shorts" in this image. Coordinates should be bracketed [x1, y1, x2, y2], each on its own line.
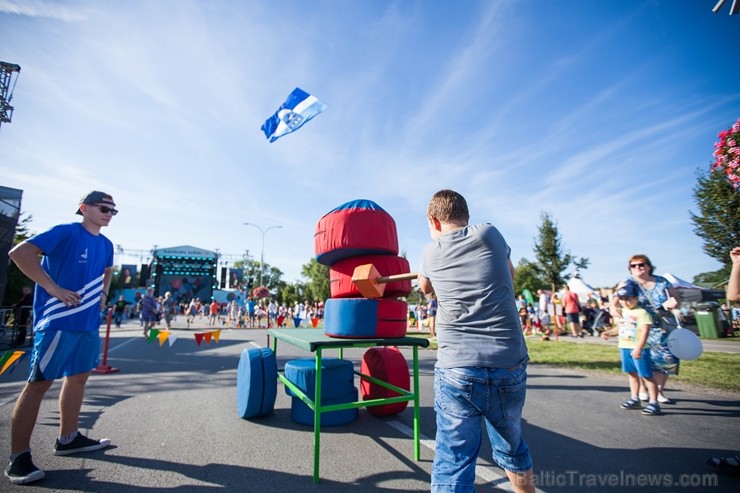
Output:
[620, 348, 653, 378]
[566, 313, 580, 323]
[432, 366, 532, 491]
[28, 330, 100, 382]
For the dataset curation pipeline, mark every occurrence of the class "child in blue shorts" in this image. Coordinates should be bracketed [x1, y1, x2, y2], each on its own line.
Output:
[602, 281, 661, 415]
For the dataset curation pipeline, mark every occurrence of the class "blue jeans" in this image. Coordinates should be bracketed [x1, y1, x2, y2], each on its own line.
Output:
[432, 366, 532, 492]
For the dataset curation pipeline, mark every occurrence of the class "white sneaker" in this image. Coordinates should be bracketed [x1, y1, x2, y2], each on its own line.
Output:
[638, 392, 649, 401]
[657, 394, 672, 404]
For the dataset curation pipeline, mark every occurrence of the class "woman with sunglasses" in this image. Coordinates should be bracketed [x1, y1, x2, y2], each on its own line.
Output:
[612, 254, 681, 405]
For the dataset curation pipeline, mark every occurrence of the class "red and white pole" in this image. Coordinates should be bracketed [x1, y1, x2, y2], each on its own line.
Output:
[93, 308, 119, 374]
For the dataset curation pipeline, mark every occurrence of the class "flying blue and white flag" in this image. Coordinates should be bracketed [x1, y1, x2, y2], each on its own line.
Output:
[261, 88, 328, 143]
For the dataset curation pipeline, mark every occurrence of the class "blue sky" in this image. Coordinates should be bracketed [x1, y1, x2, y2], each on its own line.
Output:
[1, 0, 739, 288]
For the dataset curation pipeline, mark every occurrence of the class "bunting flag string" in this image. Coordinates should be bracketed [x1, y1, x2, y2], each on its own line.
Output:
[0, 350, 28, 376]
[145, 329, 221, 347]
[194, 330, 221, 347]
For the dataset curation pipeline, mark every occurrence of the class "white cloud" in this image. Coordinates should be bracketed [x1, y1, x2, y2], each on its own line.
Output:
[0, 0, 86, 21]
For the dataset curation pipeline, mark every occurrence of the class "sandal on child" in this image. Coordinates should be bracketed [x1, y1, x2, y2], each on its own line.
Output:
[706, 455, 740, 476]
[642, 403, 661, 415]
[620, 398, 641, 410]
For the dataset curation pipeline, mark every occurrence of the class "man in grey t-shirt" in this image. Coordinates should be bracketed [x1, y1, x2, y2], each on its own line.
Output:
[418, 189, 534, 493]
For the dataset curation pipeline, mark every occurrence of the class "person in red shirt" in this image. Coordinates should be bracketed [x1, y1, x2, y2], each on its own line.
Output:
[562, 284, 583, 337]
[209, 300, 220, 327]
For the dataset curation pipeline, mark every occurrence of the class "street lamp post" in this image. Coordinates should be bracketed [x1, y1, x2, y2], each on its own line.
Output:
[243, 223, 282, 288]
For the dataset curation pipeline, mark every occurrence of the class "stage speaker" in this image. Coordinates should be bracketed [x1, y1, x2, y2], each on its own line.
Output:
[220, 267, 227, 288]
[139, 265, 150, 287]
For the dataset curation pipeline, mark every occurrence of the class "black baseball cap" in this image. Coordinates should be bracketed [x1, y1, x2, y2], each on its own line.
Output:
[76, 191, 115, 215]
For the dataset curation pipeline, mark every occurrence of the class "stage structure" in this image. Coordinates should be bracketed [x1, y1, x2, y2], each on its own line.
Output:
[0, 61, 21, 129]
[0, 186, 23, 303]
[151, 246, 218, 304]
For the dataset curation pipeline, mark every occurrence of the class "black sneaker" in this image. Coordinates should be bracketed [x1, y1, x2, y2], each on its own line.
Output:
[53, 433, 111, 456]
[5, 451, 45, 484]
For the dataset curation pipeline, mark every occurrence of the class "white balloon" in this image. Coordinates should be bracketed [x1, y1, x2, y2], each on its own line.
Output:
[666, 328, 703, 361]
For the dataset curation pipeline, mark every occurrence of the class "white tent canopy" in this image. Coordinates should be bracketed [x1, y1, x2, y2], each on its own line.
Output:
[662, 272, 704, 290]
[567, 277, 597, 303]
[662, 272, 726, 303]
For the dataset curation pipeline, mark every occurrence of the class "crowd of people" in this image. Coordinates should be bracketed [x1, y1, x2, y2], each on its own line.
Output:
[106, 291, 325, 335]
[512, 286, 614, 341]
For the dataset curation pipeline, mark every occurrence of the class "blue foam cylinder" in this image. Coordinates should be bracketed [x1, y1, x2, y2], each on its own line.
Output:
[324, 298, 407, 338]
[284, 357, 355, 399]
[237, 347, 277, 419]
[291, 387, 359, 426]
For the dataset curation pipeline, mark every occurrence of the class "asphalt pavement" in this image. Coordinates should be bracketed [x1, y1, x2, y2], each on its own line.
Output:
[0, 317, 738, 493]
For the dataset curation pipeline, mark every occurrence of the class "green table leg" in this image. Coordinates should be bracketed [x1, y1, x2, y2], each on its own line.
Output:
[313, 348, 323, 483]
[412, 346, 421, 460]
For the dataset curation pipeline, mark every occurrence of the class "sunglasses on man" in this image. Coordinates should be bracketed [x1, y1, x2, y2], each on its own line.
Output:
[92, 204, 118, 216]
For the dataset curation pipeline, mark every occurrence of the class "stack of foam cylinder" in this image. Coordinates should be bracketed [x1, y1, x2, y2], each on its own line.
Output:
[314, 199, 412, 338]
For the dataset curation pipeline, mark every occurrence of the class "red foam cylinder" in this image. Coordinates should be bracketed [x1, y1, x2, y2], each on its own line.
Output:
[330, 254, 412, 299]
[360, 347, 410, 416]
[314, 199, 398, 267]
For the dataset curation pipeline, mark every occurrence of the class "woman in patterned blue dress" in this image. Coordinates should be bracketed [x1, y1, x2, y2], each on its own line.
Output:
[613, 254, 681, 404]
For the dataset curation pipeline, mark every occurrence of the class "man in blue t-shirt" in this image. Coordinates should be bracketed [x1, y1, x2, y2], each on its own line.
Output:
[419, 190, 534, 493]
[5, 191, 116, 485]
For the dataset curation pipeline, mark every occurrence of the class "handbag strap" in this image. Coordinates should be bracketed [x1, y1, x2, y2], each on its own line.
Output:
[632, 276, 682, 328]
[631, 276, 660, 311]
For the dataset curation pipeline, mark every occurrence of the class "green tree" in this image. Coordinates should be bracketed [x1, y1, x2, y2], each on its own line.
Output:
[690, 168, 740, 266]
[13, 212, 33, 242]
[573, 257, 591, 279]
[232, 258, 286, 296]
[280, 282, 306, 306]
[513, 257, 546, 295]
[693, 266, 732, 289]
[301, 258, 330, 303]
[405, 288, 424, 306]
[533, 211, 576, 293]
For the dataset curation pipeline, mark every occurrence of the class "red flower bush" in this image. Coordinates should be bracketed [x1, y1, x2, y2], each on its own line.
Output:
[712, 118, 740, 189]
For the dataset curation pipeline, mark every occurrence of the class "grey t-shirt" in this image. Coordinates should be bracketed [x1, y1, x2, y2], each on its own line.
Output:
[419, 223, 528, 369]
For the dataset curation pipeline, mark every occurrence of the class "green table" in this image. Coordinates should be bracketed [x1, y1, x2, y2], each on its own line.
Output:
[268, 328, 430, 483]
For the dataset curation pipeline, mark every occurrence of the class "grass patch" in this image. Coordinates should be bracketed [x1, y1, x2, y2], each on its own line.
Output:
[408, 334, 740, 394]
[527, 339, 740, 394]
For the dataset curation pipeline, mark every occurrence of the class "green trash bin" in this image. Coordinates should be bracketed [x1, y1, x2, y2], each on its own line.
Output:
[695, 303, 721, 339]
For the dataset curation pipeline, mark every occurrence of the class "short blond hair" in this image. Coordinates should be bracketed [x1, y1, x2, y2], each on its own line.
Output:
[427, 190, 469, 224]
